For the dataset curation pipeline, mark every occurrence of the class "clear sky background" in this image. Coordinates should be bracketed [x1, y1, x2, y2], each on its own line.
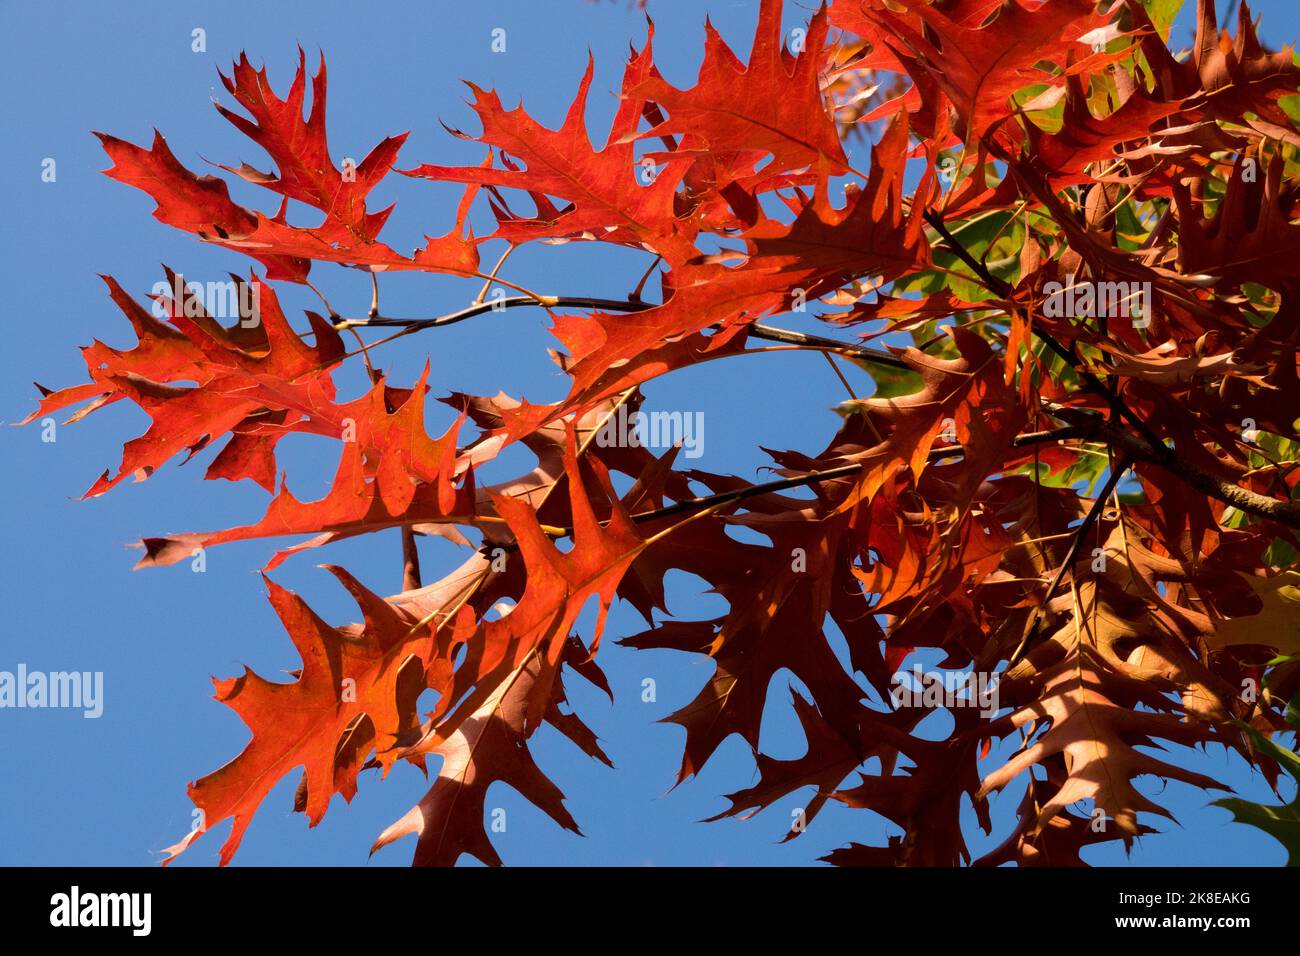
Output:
[0, 0, 1294, 866]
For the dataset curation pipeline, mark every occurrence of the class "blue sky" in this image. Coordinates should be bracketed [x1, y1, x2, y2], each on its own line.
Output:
[0, 0, 1293, 866]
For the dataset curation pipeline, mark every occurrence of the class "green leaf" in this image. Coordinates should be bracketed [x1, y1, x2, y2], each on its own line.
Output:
[858, 362, 924, 400]
[1018, 449, 1110, 496]
[1141, 0, 1183, 42]
[1262, 537, 1299, 569]
[1211, 721, 1300, 866]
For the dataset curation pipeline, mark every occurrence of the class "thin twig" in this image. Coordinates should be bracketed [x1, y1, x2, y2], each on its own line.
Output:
[530, 426, 1085, 539]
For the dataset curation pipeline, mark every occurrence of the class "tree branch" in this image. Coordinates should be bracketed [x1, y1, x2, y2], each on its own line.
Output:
[339, 256, 1300, 529]
[336, 296, 912, 370]
[1045, 404, 1300, 529]
[611, 404, 1300, 534]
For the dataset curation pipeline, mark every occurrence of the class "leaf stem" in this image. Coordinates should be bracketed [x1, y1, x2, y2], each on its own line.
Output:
[401, 525, 422, 592]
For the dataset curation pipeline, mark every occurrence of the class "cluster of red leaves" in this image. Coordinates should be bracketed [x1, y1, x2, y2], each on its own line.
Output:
[29, 0, 1300, 866]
